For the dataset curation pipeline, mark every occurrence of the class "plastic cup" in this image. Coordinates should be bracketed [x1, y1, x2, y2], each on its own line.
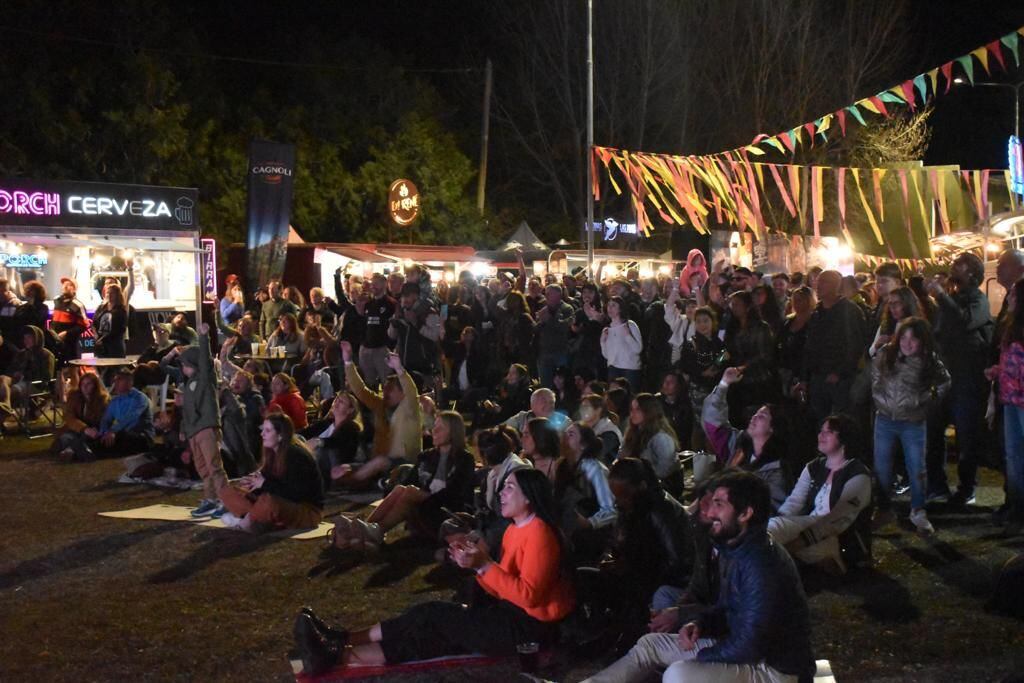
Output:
[516, 642, 540, 673]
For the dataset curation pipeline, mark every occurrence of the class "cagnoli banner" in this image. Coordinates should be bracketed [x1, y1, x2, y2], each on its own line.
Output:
[245, 140, 296, 291]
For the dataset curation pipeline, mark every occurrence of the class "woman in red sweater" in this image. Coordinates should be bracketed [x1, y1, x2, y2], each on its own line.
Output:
[292, 468, 574, 673]
[268, 372, 308, 429]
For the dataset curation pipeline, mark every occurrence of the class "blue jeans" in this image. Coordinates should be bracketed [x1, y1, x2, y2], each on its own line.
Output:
[651, 584, 686, 611]
[874, 414, 927, 511]
[537, 353, 568, 389]
[1003, 405, 1024, 522]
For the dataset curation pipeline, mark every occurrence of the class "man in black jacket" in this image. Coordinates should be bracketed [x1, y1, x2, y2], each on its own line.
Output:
[927, 253, 994, 506]
[639, 278, 673, 392]
[801, 270, 865, 423]
[583, 471, 815, 683]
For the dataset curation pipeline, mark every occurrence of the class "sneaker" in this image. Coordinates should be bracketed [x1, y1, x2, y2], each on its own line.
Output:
[926, 488, 951, 504]
[220, 512, 244, 529]
[909, 509, 935, 535]
[293, 613, 341, 675]
[949, 488, 977, 507]
[871, 508, 897, 531]
[210, 503, 227, 519]
[355, 519, 385, 546]
[190, 499, 218, 517]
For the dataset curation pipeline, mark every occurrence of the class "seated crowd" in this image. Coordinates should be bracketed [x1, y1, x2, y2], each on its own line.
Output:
[2, 246, 1023, 682]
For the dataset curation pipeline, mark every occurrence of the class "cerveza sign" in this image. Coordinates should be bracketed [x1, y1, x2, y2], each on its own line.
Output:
[0, 179, 198, 230]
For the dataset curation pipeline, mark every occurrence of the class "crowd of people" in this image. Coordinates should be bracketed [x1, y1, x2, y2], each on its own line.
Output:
[2, 244, 1023, 682]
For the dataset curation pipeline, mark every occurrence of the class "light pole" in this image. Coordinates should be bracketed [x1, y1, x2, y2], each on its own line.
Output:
[954, 77, 1024, 139]
[585, 0, 595, 279]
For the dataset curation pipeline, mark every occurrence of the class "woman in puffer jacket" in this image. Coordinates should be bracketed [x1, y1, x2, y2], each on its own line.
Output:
[871, 316, 950, 535]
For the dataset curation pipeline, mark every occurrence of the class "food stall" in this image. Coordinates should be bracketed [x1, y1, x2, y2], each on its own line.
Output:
[543, 248, 679, 280]
[0, 178, 202, 353]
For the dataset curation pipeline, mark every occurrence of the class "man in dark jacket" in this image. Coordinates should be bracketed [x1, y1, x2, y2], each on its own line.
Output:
[639, 278, 673, 392]
[801, 270, 865, 423]
[534, 284, 575, 388]
[584, 471, 815, 683]
[927, 253, 994, 506]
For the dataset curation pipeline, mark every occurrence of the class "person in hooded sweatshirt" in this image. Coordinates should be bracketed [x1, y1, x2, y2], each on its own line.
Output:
[677, 249, 709, 297]
[179, 322, 230, 519]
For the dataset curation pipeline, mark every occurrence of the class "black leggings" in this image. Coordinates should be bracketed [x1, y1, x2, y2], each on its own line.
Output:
[378, 593, 557, 664]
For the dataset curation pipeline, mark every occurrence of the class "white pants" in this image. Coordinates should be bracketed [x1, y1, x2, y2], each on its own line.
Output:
[583, 634, 796, 683]
[768, 515, 843, 569]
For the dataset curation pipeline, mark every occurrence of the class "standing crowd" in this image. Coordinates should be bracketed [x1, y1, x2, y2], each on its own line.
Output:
[2, 245, 1022, 682]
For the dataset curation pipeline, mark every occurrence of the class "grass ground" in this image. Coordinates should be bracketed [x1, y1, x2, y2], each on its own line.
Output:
[1, 434, 1023, 682]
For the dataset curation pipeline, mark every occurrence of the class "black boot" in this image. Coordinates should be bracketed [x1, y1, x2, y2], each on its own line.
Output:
[293, 613, 341, 675]
[300, 606, 349, 646]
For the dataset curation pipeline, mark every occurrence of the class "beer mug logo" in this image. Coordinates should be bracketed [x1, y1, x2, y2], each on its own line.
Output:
[175, 197, 195, 226]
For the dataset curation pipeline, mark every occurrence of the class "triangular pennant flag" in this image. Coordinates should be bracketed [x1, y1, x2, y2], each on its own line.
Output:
[836, 109, 848, 136]
[928, 68, 939, 94]
[941, 62, 954, 92]
[879, 90, 905, 104]
[744, 145, 766, 156]
[972, 47, 991, 75]
[868, 95, 890, 117]
[1002, 32, 1021, 67]
[804, 122, 817, 145]
[987, 40, 1007, 72]
[783, 129, 798, 152]
[900, 81, 917, 111]
[764, 136, 786, 154]
[847, 104, 868, 125]
[956, 54, 975, 84]
[914, 74, 929, 102]
[816, 114, 833, 134]
[859, 98, 881, 115]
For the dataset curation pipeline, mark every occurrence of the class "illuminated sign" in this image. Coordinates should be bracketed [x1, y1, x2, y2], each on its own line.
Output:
[0, 252, 48, 268]
[388, 179, 420, 226]
[0, 179, 198, 230]
[585, 218, 639, 241]
[200, 238, 217, 303]
[1010, 136, 1024, 196]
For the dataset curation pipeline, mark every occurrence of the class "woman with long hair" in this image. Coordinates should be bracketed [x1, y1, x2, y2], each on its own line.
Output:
[268, 372, 308, 429]
[752, 283, 784, 338]
[559, 422, 617, 554]
[703, 367, 794, 512]
[306, 391, 363, 488]
[678, 305, 725, 450]
[220, 283, 246, 327]
[522, 416, 563, 483]
[219, 412, 324, 532]
[600, 296, 643, 389]
[293, 468, 574, 674]
[267, 313, 306, 358]
[769, 413, 873, 574]
[621, 393, 681, 488]
[872, 317, 950, 535]
[658, 370, 692, 452]
[17, 279, 50, 333]
[579, 393, 622, 465]
[499, 290, 536, 370]
[723, 290, 777, 419]
[93, 282, 128, 358]
[571, 282, 607, 377]
[869, 286, 922, 358]
[284, 285, 307, 313]
[778, 286, 816, 397]
[333, 411, 477, 550]
[989, 278, 1024, 537]
[53, 372, 110, 461]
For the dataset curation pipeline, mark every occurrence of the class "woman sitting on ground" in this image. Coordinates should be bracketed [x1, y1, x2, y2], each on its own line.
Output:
[293, 468, 575, 674]
[769, 413, 873, 575]
[305, 392, 363, 488]
[332, 411, 477, 550]
[53, 372, 110, 461]
[558, 421, 617, 560]
[219, 412, 324, 532]
[620, 393, 682, 493]
[578, 393, 622, 465]
[701, 366, 792, 512]
[268, 373, 308, 430]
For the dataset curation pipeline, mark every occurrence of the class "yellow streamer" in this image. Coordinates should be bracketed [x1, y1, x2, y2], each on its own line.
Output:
[852, 169, 885, 245]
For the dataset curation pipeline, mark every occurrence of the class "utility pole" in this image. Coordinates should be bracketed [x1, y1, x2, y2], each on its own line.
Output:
[585, 0, 595, 277]
[476, 58, 493, 215]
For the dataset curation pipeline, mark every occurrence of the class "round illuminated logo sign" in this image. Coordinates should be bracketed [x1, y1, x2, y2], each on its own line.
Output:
[388, 179, 420, 226]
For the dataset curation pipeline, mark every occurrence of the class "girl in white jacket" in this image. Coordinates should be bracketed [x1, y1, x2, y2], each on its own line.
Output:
[600, 296, 643, 389]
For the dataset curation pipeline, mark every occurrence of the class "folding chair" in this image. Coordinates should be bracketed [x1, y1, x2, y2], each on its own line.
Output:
[144, 376, 170, 413]
[11, 379, 62, 439]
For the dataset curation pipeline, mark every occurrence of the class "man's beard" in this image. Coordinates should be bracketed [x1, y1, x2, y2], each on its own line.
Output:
[709, 516, 743, 542]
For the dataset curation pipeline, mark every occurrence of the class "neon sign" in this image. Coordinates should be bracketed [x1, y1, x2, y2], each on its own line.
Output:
[0, 252, 48, 268]
[200, 238, 217, 303]
[1010, 136, 1024, 196]
[0, 190, 60, 216]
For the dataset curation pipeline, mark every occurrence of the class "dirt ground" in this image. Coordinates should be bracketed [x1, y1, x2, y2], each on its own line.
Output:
[2, 434, 1023, 683]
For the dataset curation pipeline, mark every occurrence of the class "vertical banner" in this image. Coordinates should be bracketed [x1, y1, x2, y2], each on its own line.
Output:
[245, 140, 296, 291]
[200, 238, 217, 303]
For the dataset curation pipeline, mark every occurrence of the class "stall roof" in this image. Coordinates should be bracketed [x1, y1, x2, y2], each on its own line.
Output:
[374, 244, 478, 263]
[313, 243, 395, 262]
